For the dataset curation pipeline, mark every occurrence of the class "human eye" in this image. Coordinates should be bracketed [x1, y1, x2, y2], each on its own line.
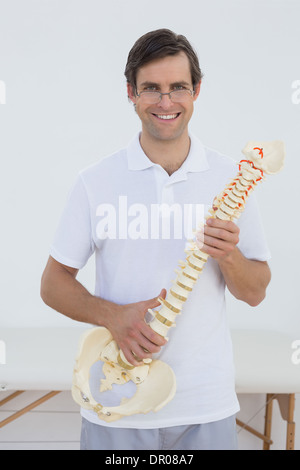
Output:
[139, 83, 159, 91]
[145, 86, 158, 91]
[171, 83, 191, 91]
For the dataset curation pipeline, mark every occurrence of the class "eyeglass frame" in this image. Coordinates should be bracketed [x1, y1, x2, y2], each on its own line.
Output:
[135, 88, 195, 103]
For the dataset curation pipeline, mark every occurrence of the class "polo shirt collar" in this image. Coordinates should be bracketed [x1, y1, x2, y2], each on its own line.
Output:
[126, 132, 209, 174]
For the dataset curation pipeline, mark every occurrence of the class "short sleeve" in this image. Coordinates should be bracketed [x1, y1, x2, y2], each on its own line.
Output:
[50, 175, 95, 269]
[236, 194, 271, 262]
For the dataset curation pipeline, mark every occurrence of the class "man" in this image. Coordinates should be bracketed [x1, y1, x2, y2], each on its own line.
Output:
[41, 29, 271, 450]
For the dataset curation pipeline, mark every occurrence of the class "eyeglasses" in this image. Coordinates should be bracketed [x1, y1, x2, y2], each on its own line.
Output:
[136, 89, 195, 104]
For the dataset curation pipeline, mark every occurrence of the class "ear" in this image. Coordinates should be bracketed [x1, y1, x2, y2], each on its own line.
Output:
[127, 83, 137, 104]
[193, 81, 201, 101]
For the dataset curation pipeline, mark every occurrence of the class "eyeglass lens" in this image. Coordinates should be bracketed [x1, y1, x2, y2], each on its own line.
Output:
[139, 90, 192, 104]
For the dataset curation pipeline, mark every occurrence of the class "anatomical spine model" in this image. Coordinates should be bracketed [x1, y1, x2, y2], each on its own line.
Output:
[72, 141, 285, 422]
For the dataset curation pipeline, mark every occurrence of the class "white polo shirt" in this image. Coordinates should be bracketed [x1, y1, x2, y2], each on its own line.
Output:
[50, 133, 271, 428]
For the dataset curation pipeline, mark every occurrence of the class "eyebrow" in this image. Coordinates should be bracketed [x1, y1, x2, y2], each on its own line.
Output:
[139, 81, 192, 89]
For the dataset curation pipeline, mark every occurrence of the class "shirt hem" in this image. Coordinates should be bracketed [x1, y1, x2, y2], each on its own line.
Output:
[80, 403, 240, 429]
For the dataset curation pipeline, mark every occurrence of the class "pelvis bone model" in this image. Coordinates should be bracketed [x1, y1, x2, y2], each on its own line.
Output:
[72, 140, 285, 422]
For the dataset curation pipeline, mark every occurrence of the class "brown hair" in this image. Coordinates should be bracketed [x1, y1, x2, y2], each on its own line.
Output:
[124, 29, 203, 93]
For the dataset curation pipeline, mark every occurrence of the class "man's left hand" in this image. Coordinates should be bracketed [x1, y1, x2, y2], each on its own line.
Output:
[196, 218, 240, 261]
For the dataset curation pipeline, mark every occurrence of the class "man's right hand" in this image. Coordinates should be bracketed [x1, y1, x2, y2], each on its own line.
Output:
[105, 289, 168, 367]
[41, 257, 167, 368]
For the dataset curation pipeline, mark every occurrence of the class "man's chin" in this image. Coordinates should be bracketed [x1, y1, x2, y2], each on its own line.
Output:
[145, 126, 187, 143]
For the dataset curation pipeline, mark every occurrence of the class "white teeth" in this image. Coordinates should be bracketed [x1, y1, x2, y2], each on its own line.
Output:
[156, 114, 179, 120]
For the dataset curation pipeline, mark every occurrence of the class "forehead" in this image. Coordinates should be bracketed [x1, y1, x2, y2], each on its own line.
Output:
[136, 51, 192, 86]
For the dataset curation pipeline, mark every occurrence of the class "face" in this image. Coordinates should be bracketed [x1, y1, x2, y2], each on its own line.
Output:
[127, 52, 201, 143]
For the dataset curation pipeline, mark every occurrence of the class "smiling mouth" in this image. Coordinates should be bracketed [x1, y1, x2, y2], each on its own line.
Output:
[152, 113, 181, 121]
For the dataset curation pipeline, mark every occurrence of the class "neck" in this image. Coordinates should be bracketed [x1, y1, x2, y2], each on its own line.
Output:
[139, 130, 191, 176]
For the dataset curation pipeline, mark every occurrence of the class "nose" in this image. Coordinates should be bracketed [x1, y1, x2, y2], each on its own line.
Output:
[158, 93, 173, 110]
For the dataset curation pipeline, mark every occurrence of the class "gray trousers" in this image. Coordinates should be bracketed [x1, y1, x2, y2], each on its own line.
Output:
[80, 415, 238, 450]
